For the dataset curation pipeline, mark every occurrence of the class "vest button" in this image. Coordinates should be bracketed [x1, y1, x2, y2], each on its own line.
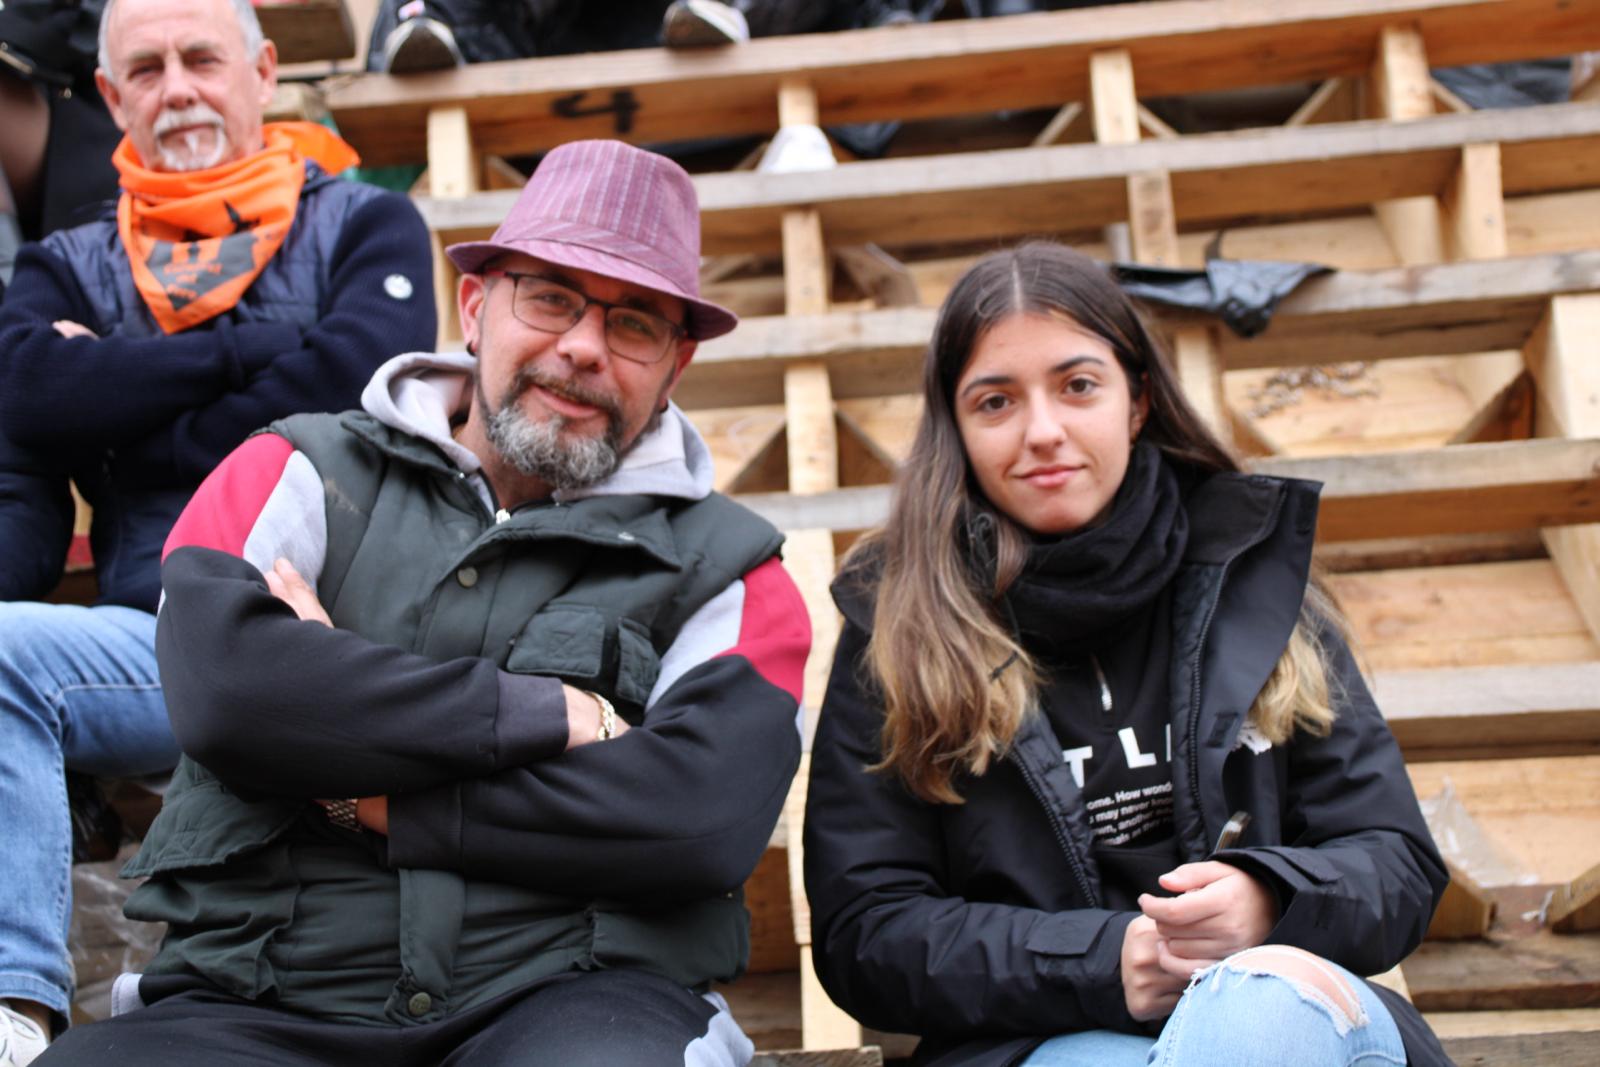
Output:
[407, 991, 432, 1017]
[457, 566, 479, 588]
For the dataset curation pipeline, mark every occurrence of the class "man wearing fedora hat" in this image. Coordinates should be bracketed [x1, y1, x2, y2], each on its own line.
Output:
[40, 140, 810, 1066]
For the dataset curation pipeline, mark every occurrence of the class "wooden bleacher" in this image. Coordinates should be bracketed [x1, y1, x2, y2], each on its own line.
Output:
[287, 0, 1600, 1061]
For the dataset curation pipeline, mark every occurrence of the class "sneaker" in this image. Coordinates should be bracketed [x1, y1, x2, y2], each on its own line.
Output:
[662, 1, 750, 47]
[0, 1003, 48, 1067]
[380, 14, 464, 74]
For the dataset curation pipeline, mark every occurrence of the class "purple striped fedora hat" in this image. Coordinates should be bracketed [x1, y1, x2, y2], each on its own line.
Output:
[446, 140, 737, 341]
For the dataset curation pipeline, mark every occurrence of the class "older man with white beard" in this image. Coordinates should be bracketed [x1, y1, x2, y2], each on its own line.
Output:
[0, 0, 434, 1060]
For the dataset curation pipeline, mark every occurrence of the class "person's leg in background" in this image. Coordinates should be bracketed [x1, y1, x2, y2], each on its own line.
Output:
[0, 605, 177, 1066]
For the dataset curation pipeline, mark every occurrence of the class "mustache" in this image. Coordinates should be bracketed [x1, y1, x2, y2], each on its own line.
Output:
[509, 365, 623, 422]
[154, 104, 225, 136]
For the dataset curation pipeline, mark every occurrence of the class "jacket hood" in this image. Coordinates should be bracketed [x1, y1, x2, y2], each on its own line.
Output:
[359, 350, 716, 503]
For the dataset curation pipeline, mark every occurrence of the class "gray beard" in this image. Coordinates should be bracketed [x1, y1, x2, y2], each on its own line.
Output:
[482, 377, 624, 491]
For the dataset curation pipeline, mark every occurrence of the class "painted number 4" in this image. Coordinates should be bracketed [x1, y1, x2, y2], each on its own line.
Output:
[551, 90, 641, 134]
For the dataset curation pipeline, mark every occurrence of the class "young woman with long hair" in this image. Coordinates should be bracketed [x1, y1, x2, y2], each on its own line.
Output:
[803, 242, 1450, 1067]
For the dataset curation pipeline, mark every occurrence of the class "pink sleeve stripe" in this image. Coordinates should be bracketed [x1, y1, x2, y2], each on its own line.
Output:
[163, 434, 297, 560]
[716, 557, 811, 705]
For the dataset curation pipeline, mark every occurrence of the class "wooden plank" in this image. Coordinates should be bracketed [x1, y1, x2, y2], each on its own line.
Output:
[427, 107, 480, 199]
[750, 1051, 883, 1067]
[672, 252, 1600, 407]
[1443, 142, 1510, 261]
[1171, 326, 1229, 444]
[745, 844, 801, 974]
[418, 102, 1600, 257]
[1428, 1008, 1600, 1041]
[737, 438, 1600, 542]
[1440, 1030, 1600, 1065]
[1550, 862, 1600, 934]
[1523, 296, 1600, 647]
[1251, 438, 1600, 541]
[326, 0, 1600, 166]
[1314, 529, 1545, 573]
[1368, 24, 1448, 265]
[1373, 662, 1600, 761]
[1089, 49, 1139, 146]
[256, 0, 355, 65]
[1408, 756, 1600, 887]
[1427, 862, 1497, 940]
[1402, 930, 1600, 1011]
[1333, 560, 1600, 672]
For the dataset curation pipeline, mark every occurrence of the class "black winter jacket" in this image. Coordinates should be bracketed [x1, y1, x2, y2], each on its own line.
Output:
[804, 471, 1451, 1067]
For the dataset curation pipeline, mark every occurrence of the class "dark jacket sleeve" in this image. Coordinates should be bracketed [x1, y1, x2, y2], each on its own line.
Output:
[157, 546, 570, 797]
[1216, 630, 1448, 977]
[384, 557, 809, 903]
[0, 429, 75, 601]
[0, 191, 435, 474]
[804, 620, 1139, 1040]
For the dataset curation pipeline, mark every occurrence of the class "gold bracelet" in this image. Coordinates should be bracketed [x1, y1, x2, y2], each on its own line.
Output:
[586, 689, 617, 741]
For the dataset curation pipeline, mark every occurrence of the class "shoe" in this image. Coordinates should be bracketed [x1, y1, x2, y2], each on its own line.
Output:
[662, 1, 750, 47]
[380, 13, 464, 74]
[0, 1003, 48, 1067]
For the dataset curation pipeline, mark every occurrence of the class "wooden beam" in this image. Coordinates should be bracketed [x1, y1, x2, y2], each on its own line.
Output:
[426, 107, 480, 199]
[1403, 929, 1600, 1010]
[670, 251, 1600, 407]
[419, 103, 1600, 257]
[1427, 862, 1496, 939]
[1523, 296, 1600, 645]
[1314, 529, 1545, 573]
[1372, 661, 1600, 761]
[1368, 24, 1448, 265]
[735, 438, 1600, 539]
[327, 0, 1600, 166]
[1253, 438, 1600, 541]
[1550, 861, 1600, 934]
[1171, 326, 1230, 444]
[1443, 142, 1509, 261]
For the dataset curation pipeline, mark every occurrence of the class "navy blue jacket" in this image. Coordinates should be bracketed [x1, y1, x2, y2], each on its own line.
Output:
[805, 471, 1451, 1066]
[0, 164, 435, 610]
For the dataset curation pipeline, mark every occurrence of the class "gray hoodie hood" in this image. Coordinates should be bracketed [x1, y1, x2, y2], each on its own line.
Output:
[359, 351, 716, 504]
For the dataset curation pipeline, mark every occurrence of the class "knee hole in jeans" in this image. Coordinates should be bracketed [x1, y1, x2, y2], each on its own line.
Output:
[1208, 946, 1366, 1035]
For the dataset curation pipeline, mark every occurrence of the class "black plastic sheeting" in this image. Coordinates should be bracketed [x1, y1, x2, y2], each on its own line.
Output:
[1113, 240, 1329, 339]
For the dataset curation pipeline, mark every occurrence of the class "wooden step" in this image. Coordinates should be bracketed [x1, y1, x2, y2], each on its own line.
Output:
[326, 0, 1600, 166]
[416, 103, 1600, 258]
[677, 251, 1600, 408]
[730, 438, 1600, 542]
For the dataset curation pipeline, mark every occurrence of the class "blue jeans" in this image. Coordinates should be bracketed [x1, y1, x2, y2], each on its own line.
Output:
[1024, 952, 1405, 1066]
[0, 603, 177, 1021]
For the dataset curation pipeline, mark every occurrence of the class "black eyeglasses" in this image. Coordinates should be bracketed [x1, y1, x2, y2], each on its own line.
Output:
[482, 270, 686, 365]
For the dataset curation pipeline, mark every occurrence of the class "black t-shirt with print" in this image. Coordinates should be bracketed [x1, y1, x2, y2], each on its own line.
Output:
[1036, 588, 1182, 911]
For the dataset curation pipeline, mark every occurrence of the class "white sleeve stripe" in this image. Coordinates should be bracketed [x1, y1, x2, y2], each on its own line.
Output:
[240, 450, 328, 589]
[646, 579, 745, 710]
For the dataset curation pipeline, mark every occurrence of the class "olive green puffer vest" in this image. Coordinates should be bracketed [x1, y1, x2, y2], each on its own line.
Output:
[124, 411, 784, 1025]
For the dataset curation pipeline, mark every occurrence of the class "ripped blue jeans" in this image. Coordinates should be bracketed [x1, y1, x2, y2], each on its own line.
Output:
[1022, 947, 1406, 1066]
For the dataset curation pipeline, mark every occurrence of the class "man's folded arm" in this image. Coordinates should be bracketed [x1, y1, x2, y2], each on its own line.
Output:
[0, 243, 290, 447]
[158, 545, 572, 797]
[121, 192, 437, 482]
[0, 192, 435, 460]
[385, 557, 811, 901]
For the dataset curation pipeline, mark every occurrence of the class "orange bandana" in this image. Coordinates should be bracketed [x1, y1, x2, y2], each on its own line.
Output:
[114, 123, 360, 334]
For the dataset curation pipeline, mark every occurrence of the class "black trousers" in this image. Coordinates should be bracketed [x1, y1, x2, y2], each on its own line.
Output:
[40, 969, 750, 1067]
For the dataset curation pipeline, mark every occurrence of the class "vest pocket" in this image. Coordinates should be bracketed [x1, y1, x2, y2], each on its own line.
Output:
[506, 607, 661, 712]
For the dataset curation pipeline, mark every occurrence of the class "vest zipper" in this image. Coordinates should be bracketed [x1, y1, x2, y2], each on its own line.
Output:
[1010, 746, 1099, 908]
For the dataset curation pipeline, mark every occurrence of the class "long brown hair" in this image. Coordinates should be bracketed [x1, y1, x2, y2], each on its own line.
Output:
[849, 242, 1340, 803]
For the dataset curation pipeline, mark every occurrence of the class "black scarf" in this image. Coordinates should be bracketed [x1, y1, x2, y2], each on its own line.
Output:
[996, 441, 1189, 653]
